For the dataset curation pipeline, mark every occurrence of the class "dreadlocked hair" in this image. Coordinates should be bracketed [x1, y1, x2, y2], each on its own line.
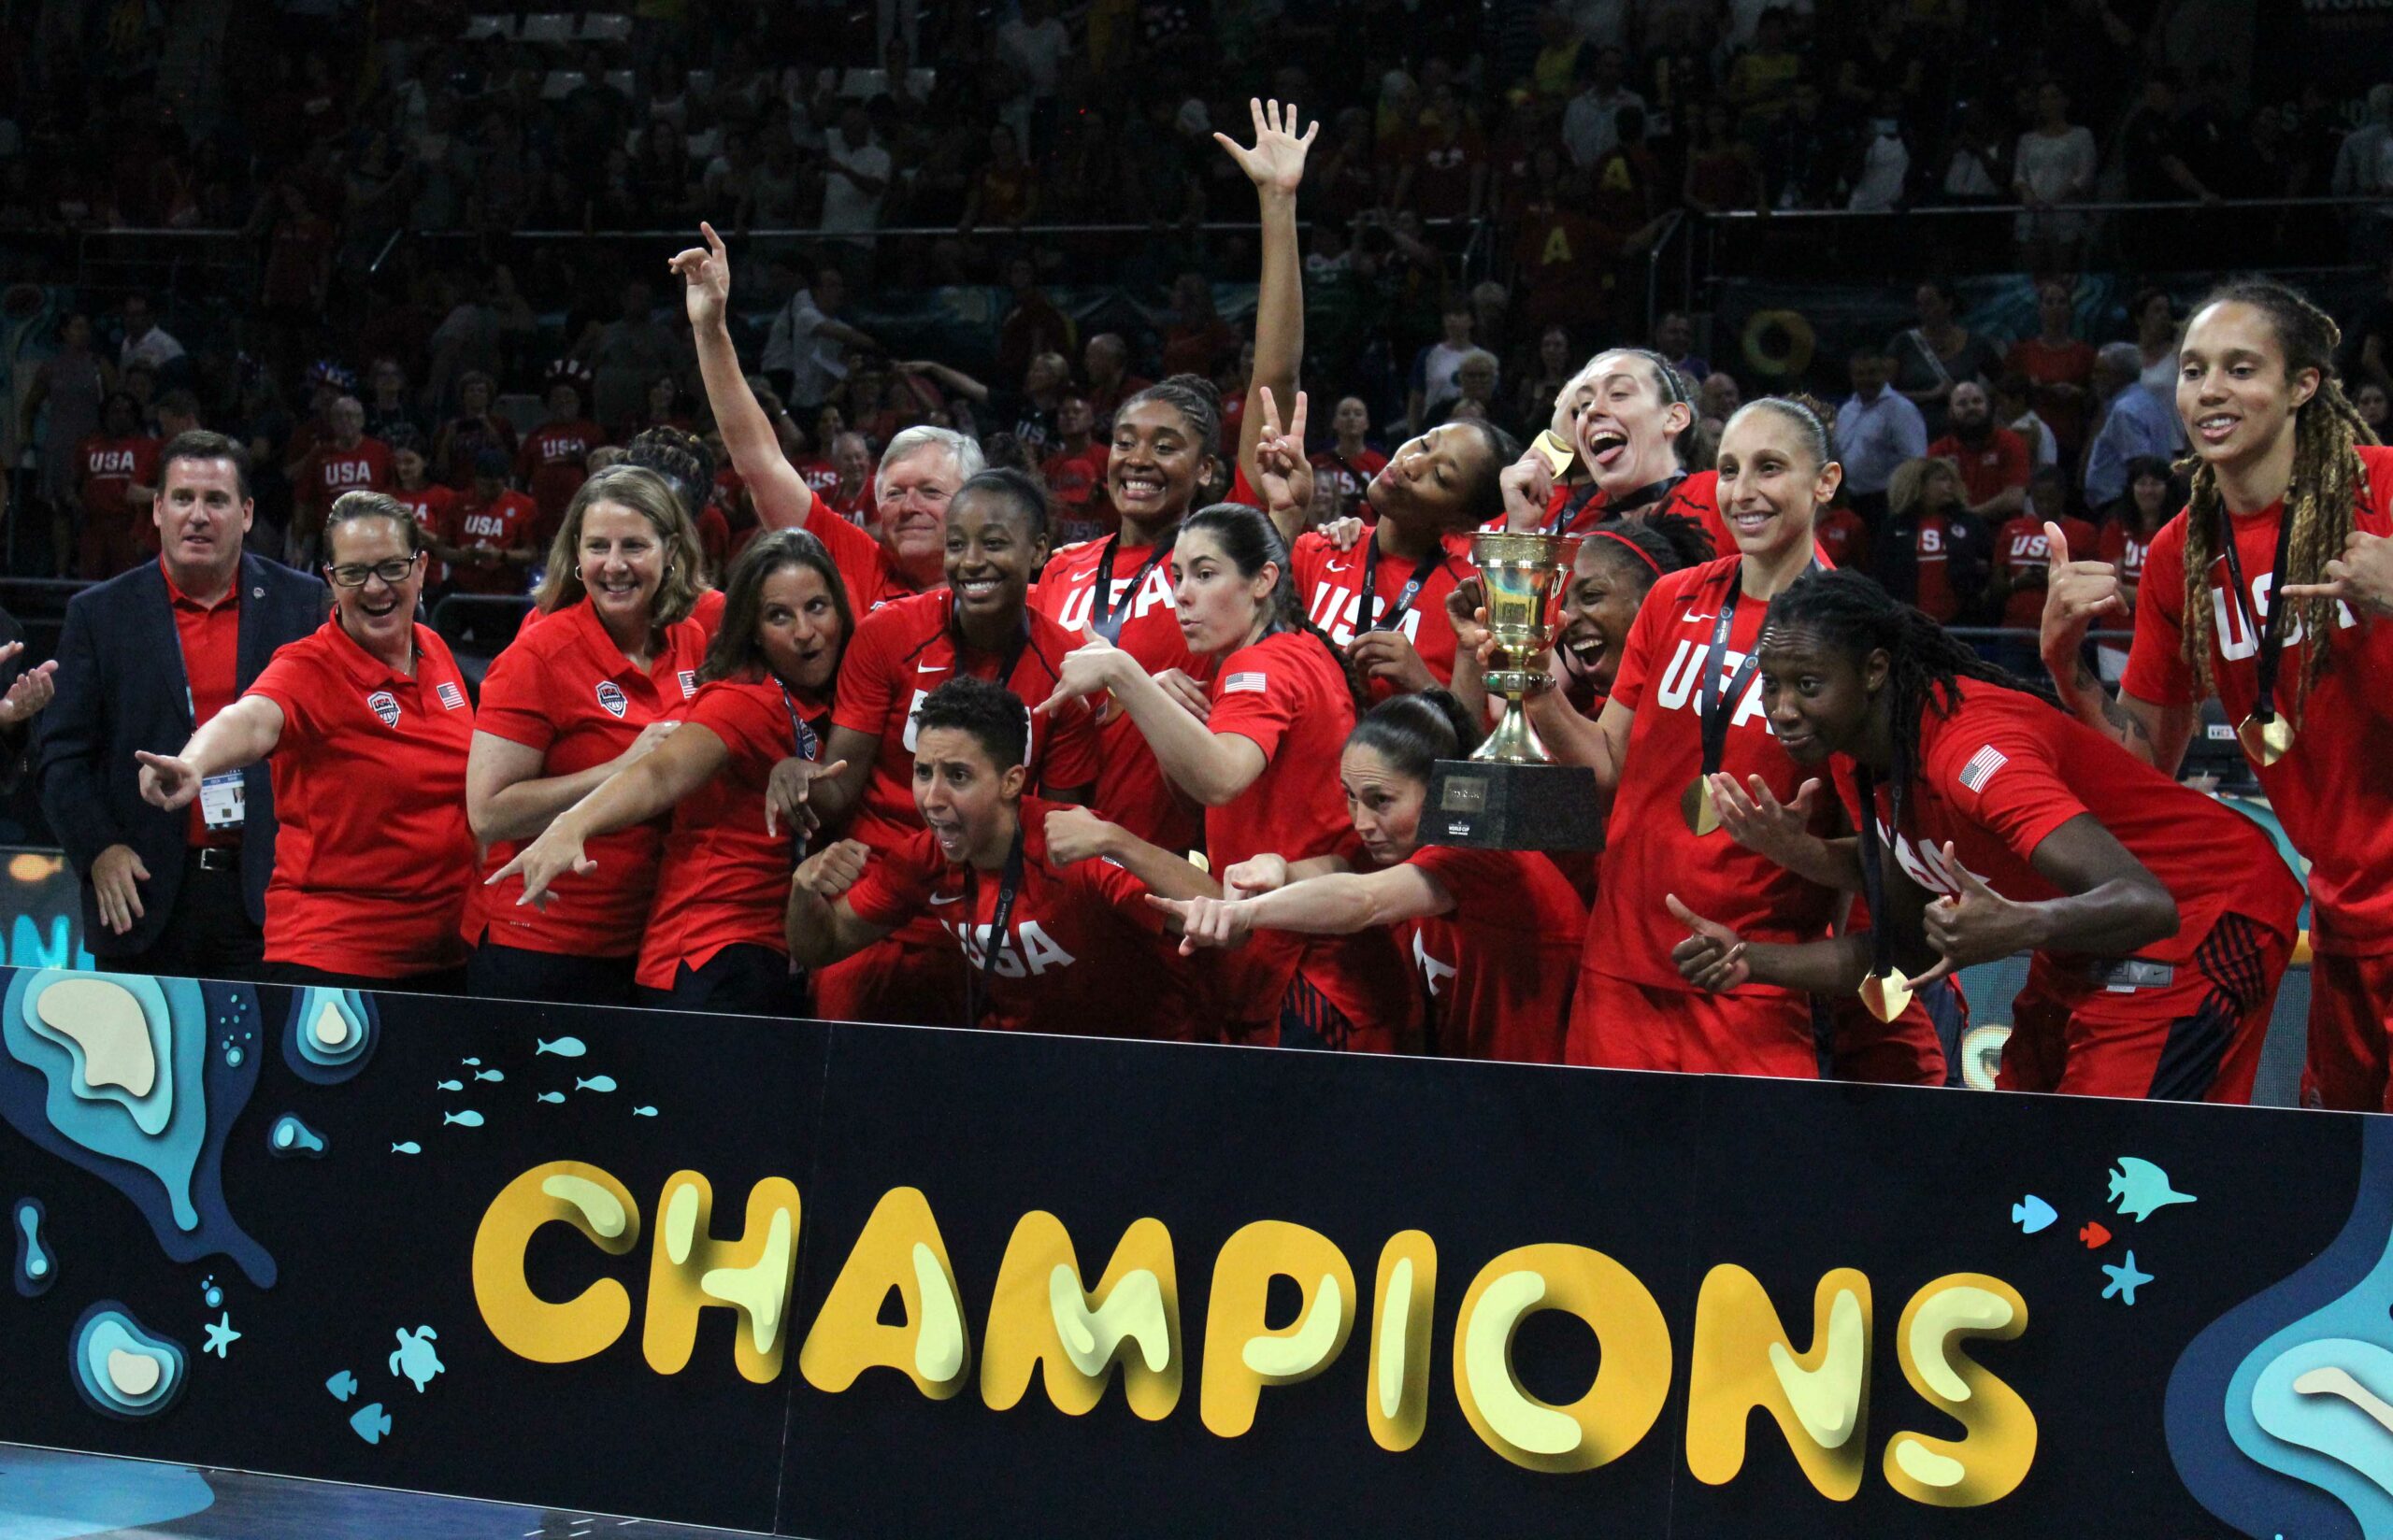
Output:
[2176, 276, 2382, 721]
[1180, 503, 1372, 716]
[1763, 568, 2054, 812]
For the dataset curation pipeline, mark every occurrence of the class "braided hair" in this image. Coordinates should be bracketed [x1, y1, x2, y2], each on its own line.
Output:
[2176, 277, 2382, 721]
[1121, 374, 1224, 472]
[1179, 502, 1372, 715]
[1762, 568, 2053, 812]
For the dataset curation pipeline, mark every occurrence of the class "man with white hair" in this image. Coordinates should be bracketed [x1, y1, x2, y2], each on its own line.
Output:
[674, 222, 982, 611]
[2083, 341, 2185, 510]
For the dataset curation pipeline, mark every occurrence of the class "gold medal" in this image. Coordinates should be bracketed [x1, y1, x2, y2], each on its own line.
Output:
[1528, 429, 1576, 478]
[1859, 967, 1914, 1024]
[2236, 712, 2295, 767]
[1682, 776, 1721, 836]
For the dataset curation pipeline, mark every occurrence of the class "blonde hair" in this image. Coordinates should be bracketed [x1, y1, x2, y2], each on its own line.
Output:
[1887, 455, 1960, 520]
[533, 465, 706, 627]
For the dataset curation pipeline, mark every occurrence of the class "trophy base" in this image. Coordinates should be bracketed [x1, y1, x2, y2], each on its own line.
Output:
[1423, 759, 1602, 852]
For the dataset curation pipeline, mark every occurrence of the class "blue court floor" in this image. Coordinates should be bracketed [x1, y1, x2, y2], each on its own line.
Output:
[0, 1444, 758, 1539]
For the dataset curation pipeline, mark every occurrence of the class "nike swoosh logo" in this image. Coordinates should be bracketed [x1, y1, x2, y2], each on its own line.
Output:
[1681, 612, 1716, 623]
[1325, 563, 1351, 573]
[916, 663, 951, 674]
[929, 893, 964, 905]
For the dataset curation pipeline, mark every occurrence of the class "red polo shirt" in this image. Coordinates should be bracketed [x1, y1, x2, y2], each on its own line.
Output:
[468, 598, 710, 958]
[245, 620, 476, 978]
[163, 560, 244, 848]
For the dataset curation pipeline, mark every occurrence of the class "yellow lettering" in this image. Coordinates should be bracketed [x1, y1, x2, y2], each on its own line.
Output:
[472, 1162, 641, 1364]
[641, 1172, 803, 1384]
[1685, 1265, 1872, 1499]
[1365, 1231, 1438, 1452]
[797, 1187, 971, 1399]
[979, 1212, 1181, 1419]
[1884, 1274, 2034, 1506]
[1198, 1220, 1356, 1437]
[1452, 1244, 1670, 1473]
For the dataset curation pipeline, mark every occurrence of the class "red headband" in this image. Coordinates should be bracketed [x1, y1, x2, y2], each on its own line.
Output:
[1588, 527, 1665, 578]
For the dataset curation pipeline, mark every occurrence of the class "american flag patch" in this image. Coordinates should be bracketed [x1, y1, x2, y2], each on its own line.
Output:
[1224, 671, 1268, 694]
[679, 669, 698, 697]
[1958, 745, 2007, 791]
[436, 681, 466, 711]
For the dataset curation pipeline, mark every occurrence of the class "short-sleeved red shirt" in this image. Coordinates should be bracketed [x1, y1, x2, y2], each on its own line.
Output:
[1310, 446, 1389, 522]
[79, 435, 160, 523]
[832, 590, 1102, 854]
[246, 620, 476, 977]
[298, 437, 393, 516]
[515, 419, 602, 542]
[1533, 469, 1818, 568]
[393, 483, 457, 585]
[1814, 505, 1871, 572]
[439, 488, 541, 594]
[2121, 445, 2393, 955]
[1928, 427, 2030, 509]
[1595, 555, 1839, 994]
[2098, 520, 2153, 612]
[1836, 678, 2302, 973]
[843, 794, 1181, 1035]
[1394, 844, 1585, 1062]
[468, 598, 710, 957]
[1291, 526, 1475, 699]
[1992, 513, 2097, 629]
[1031, 534, 1208, 856]
[804, 504, 924, 614]
[637, 676, 828, 989]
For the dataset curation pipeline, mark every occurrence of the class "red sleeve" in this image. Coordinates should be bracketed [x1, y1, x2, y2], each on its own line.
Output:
[507, 492, 541, 549]
[687, 684, 795, 775]
[1205, 645, 1298, 760]
[828, 603, 904, 738]
[248, 647, 322, 739]
[1405, 843, 1515, 908]
[804, 501, 890, 610]
[1927, 721, 2086, 869]
[843, 832, 940, 929]
[2119, 518, 2197, 706]
[472, 634, 560, 751]
[1606, 568, 1682, 713]
[1290, 530, 1330, 592]
[1038, 696, 1102, 791]
[1230, 464, 1254, 505]
[1996, 432, 2029, 490]
[1070, 855, 1165, 935]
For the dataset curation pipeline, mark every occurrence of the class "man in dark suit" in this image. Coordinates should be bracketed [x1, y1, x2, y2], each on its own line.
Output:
[36, 430, 328, 979]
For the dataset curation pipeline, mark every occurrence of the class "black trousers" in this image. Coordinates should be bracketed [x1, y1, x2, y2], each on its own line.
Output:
[113, 849, 265, 984]
[256, 961, 471, 995]
[634, 944, 801, 1017]
[466, 934, 638, 1007]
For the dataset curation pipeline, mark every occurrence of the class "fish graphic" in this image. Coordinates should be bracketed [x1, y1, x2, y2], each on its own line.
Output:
[536, 1091, 566, 1105]
[632, 1105, 657, 1118]
[2011, 1195, 2056, 1233]
[576, 1076, 617, 1093]
[436, 1078, 463, 1091]
[536, 1037, 587, 1059]
[462, 1057, 482, 1066]
[349, 1402, 393, 1445]
[442, 1111, 484, 1128]
[2108, 1156, 2196, 1222]
[474, 1068, 505, 1083]
[391, 1142, 422, 1155]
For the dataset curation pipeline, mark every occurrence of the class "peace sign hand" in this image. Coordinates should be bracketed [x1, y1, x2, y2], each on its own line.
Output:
[1253, 385, 1313, 521]
[1667, 893, 1750, 992]
[1913, 841, 2034, 985]
[1213, 98, 1318, 196]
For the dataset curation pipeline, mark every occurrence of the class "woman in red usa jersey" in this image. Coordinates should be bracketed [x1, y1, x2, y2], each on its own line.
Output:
[1153, 691, 1584, 1062]
[1678, 569, 2301, 1102]
[788, 677, 1187, 1036]
[493, 529, 852, 1014]
[463, 466, 712, 1005]
[1516, 396, 1847, 1077]
[1041, 503, 1418, 1051]
[1496, 348, 1735, 549]
[136, 492, 477, 991]
[2039, 276, 2393, 1109]
[803, 469, 1102, 1025]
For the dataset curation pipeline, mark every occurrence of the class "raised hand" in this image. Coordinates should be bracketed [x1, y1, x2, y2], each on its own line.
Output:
[1320, 515, 1366, 553]
[2039, 519, 2125, 659]
[666, 221, 733, 333]
[1666, 893, 1749, 992]
[1913, 842, 2033, 985]
[2281, 529, 2393, 619]
[1212, 98, 1318, 197]
[765, 756, 850, 839]
[1253, 385, 1313, 520]
[1499, 445, 1559, 531]
[793, 838, 870, 899]
[135, 750, 202, 810]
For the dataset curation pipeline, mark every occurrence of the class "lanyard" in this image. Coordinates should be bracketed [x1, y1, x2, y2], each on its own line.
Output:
[1854, 764, 1908, 983]
[778, 683, 823, 852]
[1088, 535, 1170, 645]
[1356, 529, 1448, 635]
[1693, 586, 1761, 779]
[959, 822, 1027, 1029]
[1546, 472, 1684, 535]
[2214, 497, 2299, 727]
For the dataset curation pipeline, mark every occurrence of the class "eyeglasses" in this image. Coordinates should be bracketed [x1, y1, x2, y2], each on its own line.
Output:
[326, 555, 422, 588]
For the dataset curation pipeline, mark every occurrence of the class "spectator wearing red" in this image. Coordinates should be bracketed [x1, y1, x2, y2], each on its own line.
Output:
[1039, 395, 1113, 546]
[136, 493, 476, 991]
[1081, 332, 1151, 435]
[996, 255, 1076, 392]
[823, 433, 878, 526]
[1873, 456, 1994, 627]
[1991, 488, 2098, 632]
[1308, 396, 1389, 523]
[76, 392, 161, 579]
[436, 448, 541, 596]
[790, 677, 1187, 1037]
[387, 436, 456, 589]
[2098, 456, 2179, 616]
[288, 395, 392, 569]
[433, 371, 517, 492]
[1928, 380, 2031, 523]
[517, 362, 604, 548]
[1814, 498, 1871, 572]
[1160, 272, 1238, 379]
[2004, 278, 2099, 462]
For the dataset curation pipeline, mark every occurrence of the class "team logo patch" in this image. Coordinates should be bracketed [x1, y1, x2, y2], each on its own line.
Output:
[1959, 745, 2008, 792]
[595, 680, 628, 719]
[366, 691, 401, 728]
[1224, 671, 1268, 694]
[436, 681, 466, 711]
[678, 669, 698, 699]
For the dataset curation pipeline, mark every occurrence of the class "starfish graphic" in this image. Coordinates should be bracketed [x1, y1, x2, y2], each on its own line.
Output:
[202, 1312, 242, 1358]
[2100, 1250, 2154, 1306]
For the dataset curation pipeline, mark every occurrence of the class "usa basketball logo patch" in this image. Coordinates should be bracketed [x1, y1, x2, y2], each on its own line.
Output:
[436, 681, 466, 710]
[595, 680, 628, 718]
[367, 691, 401, 727]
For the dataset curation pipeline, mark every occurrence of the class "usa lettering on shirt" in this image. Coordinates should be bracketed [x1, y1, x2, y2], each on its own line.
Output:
[1917, 527, 1948, 559]
[321, 457, 379, 489]
[536, 434, 590, 465]
[1411, 928, 1456, 999]
[87, 448, 139, 475]
[461, 512, 515, 540]
[944, 918, 1076, 977]
[1880, 816, 1994, 899]
[1308, 584, 1426, 649]
[1651, 639, 1768, 727]
[2006, 529, 2054, 570]
[2207, 567, 2359, 661]
[1051, 563, 1176, 632]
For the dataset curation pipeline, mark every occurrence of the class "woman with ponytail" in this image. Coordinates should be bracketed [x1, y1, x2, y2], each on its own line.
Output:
[1150, 690, 1585, 1062]
[1040, 503, 1416, 1050]
[2039, 275, 2393, 1109]
[1676, 568, 2300, 1102]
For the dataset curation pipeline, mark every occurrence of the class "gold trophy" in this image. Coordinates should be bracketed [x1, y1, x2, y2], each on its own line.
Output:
[1425, 516, 1602, 852]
